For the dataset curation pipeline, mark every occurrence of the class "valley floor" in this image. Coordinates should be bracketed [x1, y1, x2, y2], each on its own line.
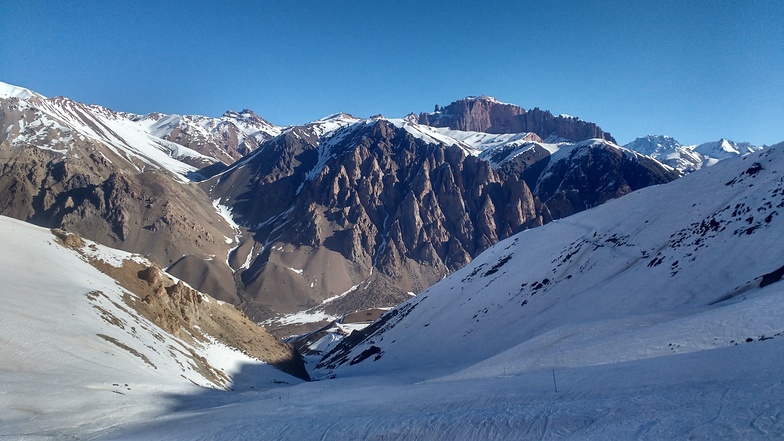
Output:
[101, 337, 784, 440]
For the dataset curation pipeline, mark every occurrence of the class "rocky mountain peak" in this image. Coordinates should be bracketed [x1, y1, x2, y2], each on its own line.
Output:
[201, 116, 676, 332]
[222, 108, 272, 125]
[418, 97, 616, 143]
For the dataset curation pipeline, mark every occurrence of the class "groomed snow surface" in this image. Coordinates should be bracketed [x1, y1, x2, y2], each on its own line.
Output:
[110, 340, 784, 440]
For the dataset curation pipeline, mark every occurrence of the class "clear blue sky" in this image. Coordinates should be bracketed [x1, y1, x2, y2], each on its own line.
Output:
[1, 0, 782, 146]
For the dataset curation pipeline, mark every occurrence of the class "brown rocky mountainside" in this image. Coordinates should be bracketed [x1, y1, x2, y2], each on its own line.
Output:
[205, 118, 547, 322]
[203, 116, 676, 331]
[419, 96, 616, 143]
[0, 84, 678, 336]
[0, 86, 241, 303]
[127, 109, 281, 165]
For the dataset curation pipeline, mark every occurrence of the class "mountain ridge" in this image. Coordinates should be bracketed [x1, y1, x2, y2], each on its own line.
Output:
[419, 96, 616, 143]
[314, 144, 784, 379]
[624, 134, 762, 172]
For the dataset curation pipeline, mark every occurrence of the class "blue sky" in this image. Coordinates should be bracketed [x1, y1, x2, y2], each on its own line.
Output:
[1, 0, 782, 146]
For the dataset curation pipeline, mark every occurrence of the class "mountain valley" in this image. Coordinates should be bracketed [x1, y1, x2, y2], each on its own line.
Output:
[1, 80, 781, 439]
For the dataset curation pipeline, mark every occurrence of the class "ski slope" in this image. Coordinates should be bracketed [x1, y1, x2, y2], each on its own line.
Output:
[0, 217, 301, 439]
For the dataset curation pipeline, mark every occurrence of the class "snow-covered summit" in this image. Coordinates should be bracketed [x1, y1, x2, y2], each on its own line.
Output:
[694, 138, 760, 160]
[625, 135, 761, 173]
[624, 134, 683, 156]
[624, 134, 703, 172]
[0, 80, 43, 100]
[0, 83, 221, 176]
[463, 95, 510, 105]
[129, 108, 281, 164]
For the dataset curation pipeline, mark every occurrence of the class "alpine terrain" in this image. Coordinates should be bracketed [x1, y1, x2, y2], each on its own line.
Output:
[0, 82, 679, 333]
[625, 134, 762, 173]
[201, 98, 678, 332]
[107, 140, 784, 439]
[2, 79, 781, 439]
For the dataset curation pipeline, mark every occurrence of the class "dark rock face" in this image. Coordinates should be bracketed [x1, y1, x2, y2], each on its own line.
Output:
[419, 97, 616, 143]
[531, 142, 681, 219]
[206, 119, 547, 321]
[206, 118, 674, 327]
[0, 145, 237, 299]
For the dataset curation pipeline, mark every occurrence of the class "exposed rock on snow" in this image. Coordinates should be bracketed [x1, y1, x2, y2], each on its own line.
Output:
[316, 145, 784, 380]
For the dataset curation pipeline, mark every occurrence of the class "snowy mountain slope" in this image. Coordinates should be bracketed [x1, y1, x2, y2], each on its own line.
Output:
[625, 135, 762, 172]
[624, 134, 704, 172]
[0, 81, 44, 100]
[433, 127, 543, 154]
[695, 138, 761, 162]
[316, 144, 784, 380]
[108, 337, 784, 440]
[0, 215, 304, 438]
[130, 109, 281, 164]
[0, 81, 215, 177]
[0, 81, 249, 300]
[108, 145, 784, 440]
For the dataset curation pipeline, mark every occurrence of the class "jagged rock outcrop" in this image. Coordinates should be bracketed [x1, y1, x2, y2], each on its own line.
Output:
[205, 117, 674, 331]
[419, 96, 616, 143]
[206, 118, 548, 324]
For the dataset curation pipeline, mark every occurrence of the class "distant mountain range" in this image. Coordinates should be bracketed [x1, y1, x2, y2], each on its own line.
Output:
[126, 109, 280, 165]
[624, 134, 762, 172]
[0, 81, 759, 333]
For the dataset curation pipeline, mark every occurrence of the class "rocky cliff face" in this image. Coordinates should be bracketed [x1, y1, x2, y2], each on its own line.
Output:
[205, 117, 674, 332]
[419, 96, 616, 143]
[205, 117, 547, 324]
